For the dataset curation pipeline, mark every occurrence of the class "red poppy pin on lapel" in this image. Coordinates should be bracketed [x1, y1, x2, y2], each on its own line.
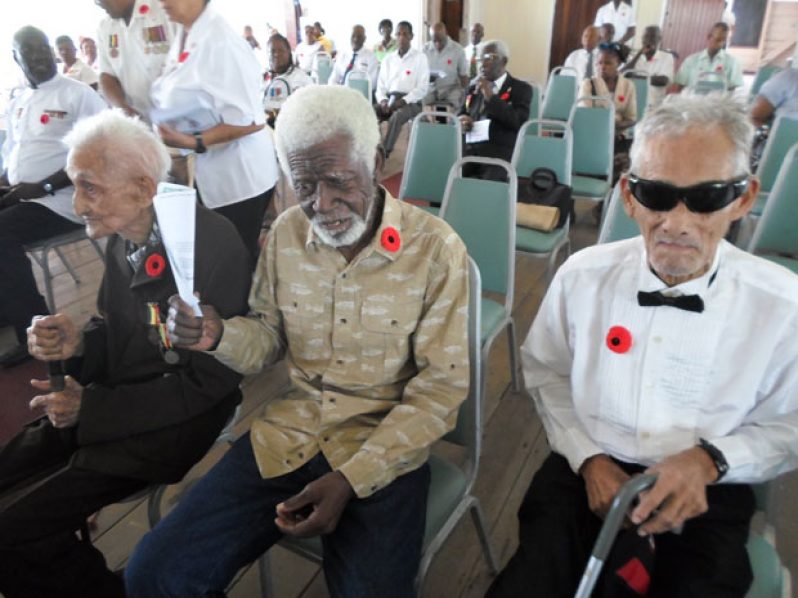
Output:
[139, 4, 150, 14]
[606, 326, 632, 354]
[499, 92, 511, 101]
[381, 227, 401, 252]
[145, 253, 166, 277]
[618, 95, 625, 102]
[179, 51, 190, 63]
[40, 114, 50, 125]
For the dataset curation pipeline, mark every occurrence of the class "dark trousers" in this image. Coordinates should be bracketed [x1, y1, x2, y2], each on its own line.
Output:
[126, 432, 430, 598]
[463, 142, 513, 182]
[487, 453, 755, 598]
[206, 187, 274, 267]
[0, 418, 146, 598]
[0, 202, 82, 342]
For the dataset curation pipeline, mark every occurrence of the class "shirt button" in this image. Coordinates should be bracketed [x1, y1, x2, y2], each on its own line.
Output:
[323, 436, 330, 442]
[653, 336, 662, 343]
[329, 397, 336, 403]
[339, 318, 347, 324]
[641, 432, 650, 439]
[336, 359, 344, 365]
[285, 459, 292, 465]
[298, 452, 304, 458]
[341, 273, 347, 279]
[292, 301, 298, 308]
[390, 319, 398, 327]
[371, 485, 378, 492]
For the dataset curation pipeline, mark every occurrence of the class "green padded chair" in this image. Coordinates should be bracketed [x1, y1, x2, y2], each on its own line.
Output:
[398, 111, 462, 214]
[752, 115, 798, 217]
[345, 70, 371, 100]
[512, 119, 573, 280]
[313, 52, 333, 84]
[748, 143, 798, 274]
[749, 65, 783, 101]
[569, 95, 615, 205]
[692, 70, 728, 95]
[745, 483, 793, 597]
[439, 156, 521, 393]
[597, 182, 639, 244]
[541, 66, 579, 122]
[258, 257, 498, 597]
[528, 80, 542, 121]
[623, 70, 650, 137]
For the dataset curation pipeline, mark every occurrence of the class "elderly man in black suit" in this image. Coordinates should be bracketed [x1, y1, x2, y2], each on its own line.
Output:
[458, 40, 532, 180]
[0, 110, 251, 598]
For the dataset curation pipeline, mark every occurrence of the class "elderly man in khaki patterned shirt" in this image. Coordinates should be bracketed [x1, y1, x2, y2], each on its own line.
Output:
[126, 85, 470, 598]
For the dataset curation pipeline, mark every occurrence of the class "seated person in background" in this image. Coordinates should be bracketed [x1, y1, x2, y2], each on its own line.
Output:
[314, 21, 335, 56]
[80, 36, 98, 71]
[487, 93, 798, 598]
[458, 40, 532, 180]
[243, 24, 260, 49]
[750, 66, 798, 127]
[0, 110, 250, 598]
[598, 23, 631, 64]
[375, 21, 429, 158]
[373, 18, 398, 63]
[464, 23, 485, 80]
[125, 85, 469, 598]
[623, 25, 674, 109]
[671, 22, 742, 92]
[329, 24, 378, 92]
[295, 25, 322, 75]
[263, 33, 313, 127]
[595, 0, 636, 45]
[564, 25, 601, 80]
[0, 26, 106, 368]
[423, 22, 469, 112]
[55, 35, 99, 89]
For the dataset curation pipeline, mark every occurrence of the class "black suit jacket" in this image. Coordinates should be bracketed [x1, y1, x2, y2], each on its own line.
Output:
[64, 205, 251, 483]
[459, 72, 532, 162]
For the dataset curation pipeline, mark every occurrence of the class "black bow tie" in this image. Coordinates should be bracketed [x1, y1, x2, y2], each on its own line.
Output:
[637, 290, 704, 313]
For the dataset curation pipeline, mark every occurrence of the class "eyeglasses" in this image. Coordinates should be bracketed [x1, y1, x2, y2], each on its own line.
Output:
[479, 52, 500, 62]
[626, 174, 750, 213]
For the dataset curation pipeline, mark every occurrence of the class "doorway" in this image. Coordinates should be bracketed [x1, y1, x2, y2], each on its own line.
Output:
[661, 0, 725, 68]
[549, 0, 608, 73]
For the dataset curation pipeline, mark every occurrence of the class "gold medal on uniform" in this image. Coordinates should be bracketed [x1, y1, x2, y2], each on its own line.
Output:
[146, 302, 180, 365]
[109, 33, 120, 58]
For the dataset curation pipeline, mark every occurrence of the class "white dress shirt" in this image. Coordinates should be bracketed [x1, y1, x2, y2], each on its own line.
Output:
[329, 46, 378, 89]
[522, 236, 798, 484]
[2, 75, 107, 223]
[294, 41, 322, 74]
[64, 59, 99, 87]
[564, 48, 600, 80]
[150, 5, 277, 209]
[626, 49, 674, 108]
[97, 0, 175, 118]
[594, 1, 636, 42]
[375, 47, 430, 105]
[262, 67, 313, 112]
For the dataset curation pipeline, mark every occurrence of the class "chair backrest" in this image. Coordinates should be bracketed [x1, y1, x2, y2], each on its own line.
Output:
[512, 119, 572, 185]
[399, 111, 462, 205]
[569, 95, 614, 180]
[345, 70, 371, 100]
[598, 182, 640, 244]
[757, 115, 798, 194]
[749, 143, 798, 257]
[624, 70, 650, 120]
[693, 71, 727, 94]
[541, 66, 578, 121]
[442, 256, 482, 480]
[439, 157, 516, 313]
[750, 65, 782, 100]
[528, 81, 542, 121]
[314, 52, 333, 84]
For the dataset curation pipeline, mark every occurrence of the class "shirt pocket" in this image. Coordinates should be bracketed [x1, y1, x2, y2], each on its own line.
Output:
[281, 294, 332, 365]
[359, 297, 423, 382]
[30, 109, 75, 140]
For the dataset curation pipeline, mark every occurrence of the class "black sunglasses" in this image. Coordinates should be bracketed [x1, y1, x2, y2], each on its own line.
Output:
[626, 174, 750, 213]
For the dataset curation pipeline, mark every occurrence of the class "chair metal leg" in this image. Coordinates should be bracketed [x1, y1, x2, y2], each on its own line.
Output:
[54, 246, 81, 284]
[507, 320, 521, 393]
[469, 499, 499, 575]
[147, 484, 167, 528]
[258, 552, 276, 598]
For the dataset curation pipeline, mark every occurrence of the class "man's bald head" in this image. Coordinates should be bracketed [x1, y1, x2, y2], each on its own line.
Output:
[351, 25, 366, 51]
[13, 26, 56, 87]
[431, 22, 448, 49]
[470, 23, 484, 46]
[582, 25, 600, 51]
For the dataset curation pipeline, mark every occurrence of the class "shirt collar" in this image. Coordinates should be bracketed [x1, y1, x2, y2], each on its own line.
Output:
[637, 238, 725, 297]
[493, 72, 508, 91]
[304, 186, 404, 262]
[701, 48, 726, 62]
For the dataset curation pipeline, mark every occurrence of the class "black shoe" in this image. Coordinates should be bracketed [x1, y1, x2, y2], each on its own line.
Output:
[0, 344, 32, 368]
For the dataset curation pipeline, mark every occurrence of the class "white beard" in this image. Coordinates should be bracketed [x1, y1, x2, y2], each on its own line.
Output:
[312, 213, 368, 247]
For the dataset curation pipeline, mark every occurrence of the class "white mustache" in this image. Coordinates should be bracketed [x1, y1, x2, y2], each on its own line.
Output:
[654, 237, 699, 249]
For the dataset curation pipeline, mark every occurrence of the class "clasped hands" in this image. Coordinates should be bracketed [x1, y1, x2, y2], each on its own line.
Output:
[580, 447, 719, 536]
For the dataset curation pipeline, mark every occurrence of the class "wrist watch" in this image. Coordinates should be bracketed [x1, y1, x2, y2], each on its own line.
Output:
[42, 182, 55, 196]
[698, 438, 729, 482]
[194, 133, 207, 154]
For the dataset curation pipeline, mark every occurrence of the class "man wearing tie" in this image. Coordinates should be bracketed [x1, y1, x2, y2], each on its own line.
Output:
[487, 94, 798, 596]
[564, 25, 601, 81]
[463, 23, 484, 81]
[458, 40, 531, 179]
[329, 25, 378, 91]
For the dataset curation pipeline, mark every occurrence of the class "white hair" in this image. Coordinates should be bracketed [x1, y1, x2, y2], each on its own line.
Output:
[630, 92, 753, 176]
[480, 39, 510, 61]
[64, 109, 171, 183]
[274, 85, 381, 179]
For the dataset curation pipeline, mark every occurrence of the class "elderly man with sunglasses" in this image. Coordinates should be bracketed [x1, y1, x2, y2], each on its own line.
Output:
[487, 94, 798, 597]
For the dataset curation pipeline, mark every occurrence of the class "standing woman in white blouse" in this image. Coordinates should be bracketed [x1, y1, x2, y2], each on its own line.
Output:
[150, 0, 278, 263]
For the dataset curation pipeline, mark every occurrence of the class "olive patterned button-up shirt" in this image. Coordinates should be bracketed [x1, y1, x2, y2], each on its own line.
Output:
[212, 189, 469, 498]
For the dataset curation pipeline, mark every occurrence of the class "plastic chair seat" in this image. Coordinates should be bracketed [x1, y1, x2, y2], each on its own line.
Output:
[481, 298, 507, 343]
[571, 175, 610, 199]
[762, 254, 798, 274]
[745, 535, 785, 597]
[515, 225, 567, 254]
